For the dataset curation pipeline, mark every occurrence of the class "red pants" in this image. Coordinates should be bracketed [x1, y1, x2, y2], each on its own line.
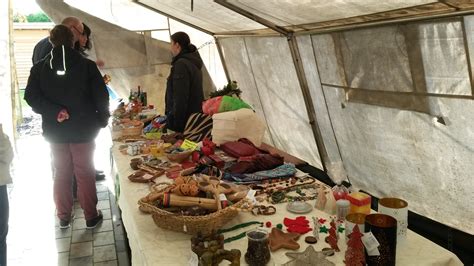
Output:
[50, 142, 98, 221]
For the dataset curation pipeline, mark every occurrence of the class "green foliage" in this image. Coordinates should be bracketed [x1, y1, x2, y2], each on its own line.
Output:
[26, 12, 51, 22]
[209, 80, 242, 99]
[13, 13, 27, 23]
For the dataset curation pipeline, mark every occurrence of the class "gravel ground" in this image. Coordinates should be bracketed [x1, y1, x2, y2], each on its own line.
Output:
[16, 108, 42, 137]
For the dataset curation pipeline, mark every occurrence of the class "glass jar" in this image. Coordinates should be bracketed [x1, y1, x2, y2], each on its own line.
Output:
[245, 229, 270, 266]
[332, 183, 349, 200]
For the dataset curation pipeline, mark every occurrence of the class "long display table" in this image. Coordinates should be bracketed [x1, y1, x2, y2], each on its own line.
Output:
[109, 143, 463, 266]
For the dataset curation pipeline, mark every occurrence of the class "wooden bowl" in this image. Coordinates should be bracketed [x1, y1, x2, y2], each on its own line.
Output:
[166, 150, 193, 163]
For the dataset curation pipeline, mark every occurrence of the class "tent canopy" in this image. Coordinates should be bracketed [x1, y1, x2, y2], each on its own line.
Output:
[36, 0, 474, 237]
[135, 0, 474, 35]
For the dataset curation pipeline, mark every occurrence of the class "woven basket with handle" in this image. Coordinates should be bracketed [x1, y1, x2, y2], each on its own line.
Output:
[138, 185, 245, 235]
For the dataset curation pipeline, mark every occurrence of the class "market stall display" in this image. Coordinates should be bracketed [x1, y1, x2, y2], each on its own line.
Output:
[107, 101, 463, 266]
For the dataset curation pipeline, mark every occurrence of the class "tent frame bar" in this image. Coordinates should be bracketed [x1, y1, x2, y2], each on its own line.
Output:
[214, 37, 230, 82]
[214, 9, 474, 38]
[291, 9, 474, 36]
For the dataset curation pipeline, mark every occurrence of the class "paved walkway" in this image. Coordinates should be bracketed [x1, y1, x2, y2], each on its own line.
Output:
[7, 132, 130, 266]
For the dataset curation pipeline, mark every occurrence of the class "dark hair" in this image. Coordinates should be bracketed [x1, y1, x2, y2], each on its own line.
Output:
[83, 23, 92, 50]
[75, 23, 92, 52]
[49, 25, 74, 48]
[170, 31, 190, 50]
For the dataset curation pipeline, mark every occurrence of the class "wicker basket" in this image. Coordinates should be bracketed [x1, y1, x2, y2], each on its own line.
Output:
[121, 121, 144, 136]
[138, 197, 245, 235]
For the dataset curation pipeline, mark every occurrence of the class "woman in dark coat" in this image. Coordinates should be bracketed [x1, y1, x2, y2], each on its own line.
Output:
[165, 31, 204, 132]
[25, 25, 109, 229]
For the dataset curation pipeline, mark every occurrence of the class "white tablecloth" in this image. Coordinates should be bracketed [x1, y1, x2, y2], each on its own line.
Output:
[110, 143, 463, 266]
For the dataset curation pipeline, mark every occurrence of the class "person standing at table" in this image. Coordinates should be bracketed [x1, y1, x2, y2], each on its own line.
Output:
[0, 124, 13, 266]
[25, 25, 109, 229]
[33, 19, 106, 183]
[75, 23, 106, 68]
[165, 31, 204, 132]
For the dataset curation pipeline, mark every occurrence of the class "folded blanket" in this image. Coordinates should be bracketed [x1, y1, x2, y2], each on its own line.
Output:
[224, 163, 296, 184]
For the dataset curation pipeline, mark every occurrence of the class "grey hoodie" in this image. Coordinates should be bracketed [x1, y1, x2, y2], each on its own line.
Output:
[0, 129, 13, 186]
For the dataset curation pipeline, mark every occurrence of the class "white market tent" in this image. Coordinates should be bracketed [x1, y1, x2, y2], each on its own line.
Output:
[1, 0, 473, 261]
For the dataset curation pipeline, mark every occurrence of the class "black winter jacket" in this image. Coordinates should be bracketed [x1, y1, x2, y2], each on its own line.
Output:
[25, 46, 109, 143]
[165, 45, 204, 132]
[32, 37, 53, 65]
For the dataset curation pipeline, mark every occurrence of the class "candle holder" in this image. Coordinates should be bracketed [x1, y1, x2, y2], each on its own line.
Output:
[378, 197, 408, 245]
[345, 213, 366, 239]
[365, 214, 397, 266]
[245, 229, 271, 266]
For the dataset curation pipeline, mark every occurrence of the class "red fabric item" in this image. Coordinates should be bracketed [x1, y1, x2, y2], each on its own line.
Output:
[201, 146, 213, 156]
[228, 153, 284, 174]
[203, 138, 216, 150]
[220, 140, 260, 158]
[180, 161, 196, 170]
[284, 216, 312, 234]
[192, 151, 200, 162]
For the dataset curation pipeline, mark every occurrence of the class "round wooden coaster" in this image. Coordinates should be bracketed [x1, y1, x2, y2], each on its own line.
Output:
[305, 236, 318, 244]
[322, 247, 335, 257]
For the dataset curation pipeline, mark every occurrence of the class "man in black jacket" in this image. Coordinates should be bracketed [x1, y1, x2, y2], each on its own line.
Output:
[32, 17, 84, 65]
[25, 25, 108, 229]
[165, 31, 204, 132]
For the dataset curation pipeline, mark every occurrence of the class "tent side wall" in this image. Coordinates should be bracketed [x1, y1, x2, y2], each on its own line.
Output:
[218, 16, 474, 235]
[219, 36, 323, 169]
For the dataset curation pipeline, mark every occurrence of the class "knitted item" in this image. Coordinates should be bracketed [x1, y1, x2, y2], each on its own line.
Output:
[283, 216, 312, 234]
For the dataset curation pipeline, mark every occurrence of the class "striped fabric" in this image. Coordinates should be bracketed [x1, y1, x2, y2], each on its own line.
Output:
[183, 113, 213, 142]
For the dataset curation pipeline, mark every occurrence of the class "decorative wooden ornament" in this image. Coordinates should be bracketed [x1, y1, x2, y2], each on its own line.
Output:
[284, 246, 335, 266]
[268, 228, 300, 251]
[315, 186, 327, 210]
